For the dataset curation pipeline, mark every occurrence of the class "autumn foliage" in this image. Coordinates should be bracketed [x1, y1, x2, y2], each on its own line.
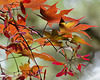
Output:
[0, 0, 97, 80]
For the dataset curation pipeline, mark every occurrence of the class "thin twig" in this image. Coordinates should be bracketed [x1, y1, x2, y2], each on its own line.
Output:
[0, 17, 42, 80]
[0, 46, 20, 74]
[0, 56, 21, 62]
[42, 22, 48, 36]
[29, 27, 65, 57]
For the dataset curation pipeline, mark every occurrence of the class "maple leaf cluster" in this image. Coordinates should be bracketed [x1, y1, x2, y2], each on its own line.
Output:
[0, 0, 97, 80]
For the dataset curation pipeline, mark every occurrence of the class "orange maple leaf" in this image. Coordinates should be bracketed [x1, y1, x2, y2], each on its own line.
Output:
[37, 2, 76, 27]
[0, 14, 33, 45]
[0, 0, 22, 10]
[0, 0, 19, 5]
[5, 44, 56, 62]
[43, 29, 65, 47]
[34, 29, 69, 47]
[35, 38, 62, 47]
[23, 0, 50, 11]
[2, 4, 19, 11]
[0, 24, 4, 33]
[19, 63, 31, 78]
[0, 16, 34, 59]
[19, 63, 46, 79]
[19, 49, 56, 62]
[59, 18, 97, 39]
[44, 29, 64, 41]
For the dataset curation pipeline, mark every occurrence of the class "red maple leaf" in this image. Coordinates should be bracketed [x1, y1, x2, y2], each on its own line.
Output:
[77, 54, 90, 61]
[77, 63, 85, 72]
[56, 66, 74, 77]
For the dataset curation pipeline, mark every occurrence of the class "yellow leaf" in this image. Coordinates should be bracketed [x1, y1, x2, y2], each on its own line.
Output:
[72, 35, 91, 46]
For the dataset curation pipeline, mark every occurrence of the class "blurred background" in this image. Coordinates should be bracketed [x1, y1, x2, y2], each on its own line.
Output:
[0, 0, 100, 80]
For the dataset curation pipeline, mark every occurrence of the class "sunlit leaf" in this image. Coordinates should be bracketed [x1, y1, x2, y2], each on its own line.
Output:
[72, 35, 91, 46]
[59, 18, 97, 39]
[43, 29, 64, 47]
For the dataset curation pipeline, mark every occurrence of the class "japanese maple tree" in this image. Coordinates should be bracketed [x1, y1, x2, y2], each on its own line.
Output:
[0, 0, 97, 80]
